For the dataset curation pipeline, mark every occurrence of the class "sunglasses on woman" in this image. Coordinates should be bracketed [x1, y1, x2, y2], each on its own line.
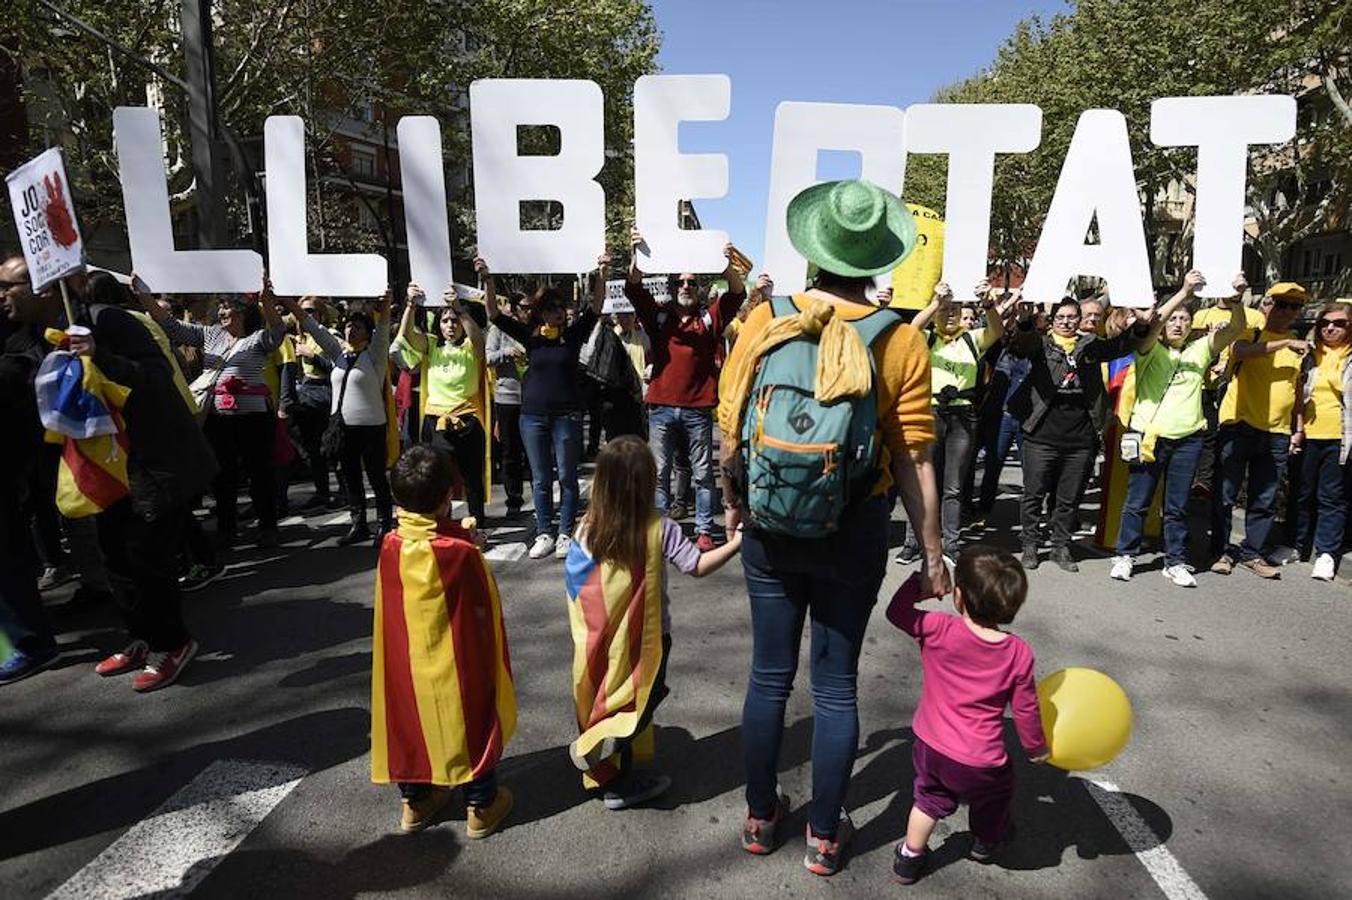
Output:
[1317, 318, 1350, 330]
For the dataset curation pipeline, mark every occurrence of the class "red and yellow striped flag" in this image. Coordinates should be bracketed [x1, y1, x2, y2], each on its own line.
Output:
[371, 512, 515, 786]
[563, 516, 668, 789]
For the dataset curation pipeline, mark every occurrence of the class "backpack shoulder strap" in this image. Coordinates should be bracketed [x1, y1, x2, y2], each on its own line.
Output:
[926, 330, 938, 349]
[769, 295, 797, 318]
[962, 332, 979, 362]
[849, 308, 903, 348]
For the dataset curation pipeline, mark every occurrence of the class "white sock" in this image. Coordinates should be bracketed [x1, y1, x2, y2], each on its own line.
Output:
[900, 842, 924, 857]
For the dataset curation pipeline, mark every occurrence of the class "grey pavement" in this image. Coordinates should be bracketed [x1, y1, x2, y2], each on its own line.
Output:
[2, 465, 1350, 899]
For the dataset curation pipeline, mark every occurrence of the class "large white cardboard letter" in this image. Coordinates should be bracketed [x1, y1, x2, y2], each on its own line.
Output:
[113, 106, 262, 293]
[905, 104, 1041, 292]
[398, 116, 454, 300]
[265, 116, 386, 296]
[763, 101, 907, 292]
[1151, 95, 1296, 297]
[1023, 110, 1153, 307]
[633, 74, 730, 274]
[470, 79, 605, 273]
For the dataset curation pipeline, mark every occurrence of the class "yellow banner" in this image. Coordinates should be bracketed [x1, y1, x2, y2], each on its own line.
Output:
[890, 204, 944, 310]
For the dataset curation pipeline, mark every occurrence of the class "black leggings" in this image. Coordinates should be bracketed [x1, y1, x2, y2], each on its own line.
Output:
[422, 414, 487, 521]
[204, 412, 278, 537]
[340, 424, 393, 527]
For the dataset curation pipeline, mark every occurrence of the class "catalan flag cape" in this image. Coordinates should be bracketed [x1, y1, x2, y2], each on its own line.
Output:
[1096, 354, 1163, 549]
[34, 335, 131, 518]
[371, 511, 515, 786]
[563, 516, 668, 789]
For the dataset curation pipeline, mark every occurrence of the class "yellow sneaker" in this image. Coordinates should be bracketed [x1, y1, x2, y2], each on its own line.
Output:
[399, 787, 452, 833]
[466, 786, 514, 839]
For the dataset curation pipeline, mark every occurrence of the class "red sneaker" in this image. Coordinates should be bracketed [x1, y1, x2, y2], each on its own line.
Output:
[132, 639, 199, 693]
[696, 533, 718, 553]
[95, 641, 149, 677]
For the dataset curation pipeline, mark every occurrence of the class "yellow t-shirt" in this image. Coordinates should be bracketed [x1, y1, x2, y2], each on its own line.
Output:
[1305, 344, 1350, 441]
[719, 297, 934, 496]
[1196, 304, 1265, 388]
[928, 326, 997, 407]
[1219, 328, 1302, 434]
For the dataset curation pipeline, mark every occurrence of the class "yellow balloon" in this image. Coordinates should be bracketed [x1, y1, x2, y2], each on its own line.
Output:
[1036, 668, 1133, 771]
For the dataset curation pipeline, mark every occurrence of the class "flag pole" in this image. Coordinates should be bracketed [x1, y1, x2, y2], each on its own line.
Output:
[57, 277, 77, 327]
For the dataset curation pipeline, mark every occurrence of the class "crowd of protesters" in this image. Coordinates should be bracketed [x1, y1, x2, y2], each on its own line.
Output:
[2, 174, 1351, 885]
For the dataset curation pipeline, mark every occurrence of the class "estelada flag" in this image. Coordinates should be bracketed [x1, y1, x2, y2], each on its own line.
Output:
[34, 335, 131, 518]
[563, 516, 668, 788]
[371, 512, 515, 786]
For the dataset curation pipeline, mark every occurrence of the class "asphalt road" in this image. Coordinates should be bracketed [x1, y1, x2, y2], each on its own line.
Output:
[3, 464, 1350, 899]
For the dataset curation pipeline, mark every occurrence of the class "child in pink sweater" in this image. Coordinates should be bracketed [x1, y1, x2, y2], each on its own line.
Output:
[886, 545, 1048, 885]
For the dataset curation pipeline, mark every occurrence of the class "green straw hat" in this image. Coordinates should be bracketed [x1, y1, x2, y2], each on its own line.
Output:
[786, 179, 916, 278]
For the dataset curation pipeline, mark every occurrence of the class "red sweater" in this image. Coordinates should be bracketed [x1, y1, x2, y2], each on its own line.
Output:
[625, 280, 745, 408]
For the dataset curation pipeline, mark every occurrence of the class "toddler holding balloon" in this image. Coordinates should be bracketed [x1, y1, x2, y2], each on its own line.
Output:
[886, 545, 1048, 885]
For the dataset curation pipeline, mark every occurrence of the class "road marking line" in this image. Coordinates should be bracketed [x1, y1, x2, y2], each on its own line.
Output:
[277, 515, 305, 527]
[323, 513, 352, 527]
[46, 759, 306, 900]
[485, 542, 527, 563]
[1086, 778, 1208, 900]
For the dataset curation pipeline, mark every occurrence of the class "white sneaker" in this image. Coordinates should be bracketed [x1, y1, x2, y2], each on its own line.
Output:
[554, 534, 573, 560]
[1162, 564, 1197, 588]
[1109, 556, 1133, 581]
[528, 533, 556, 559]
[1311, 553, 1336, 582]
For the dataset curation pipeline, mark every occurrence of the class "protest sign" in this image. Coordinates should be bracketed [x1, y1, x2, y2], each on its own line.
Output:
[104, 83, 1298, 303]
[7, 147, 84, 293]
[414, 283, 485, 307]
[1151, 95, 1297, 298]
[1022, 110, 1153, 306]
[265, 117, 387, 297]
[113, 107, 262, 294]
[602, 276, 668, 314]
[907, 104, 1042, 298]
[633, 74, 730, 275]
[889, 204, 945, 309]
[470, 79, 606, 274]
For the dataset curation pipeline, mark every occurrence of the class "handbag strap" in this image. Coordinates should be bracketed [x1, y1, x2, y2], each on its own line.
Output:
[1138, 343, 1188, 430]
[334, 354, 357, 414]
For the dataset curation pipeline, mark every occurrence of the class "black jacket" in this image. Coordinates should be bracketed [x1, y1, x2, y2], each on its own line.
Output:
[85, 305, 219, 521]
[1007, 323, 1143, 437]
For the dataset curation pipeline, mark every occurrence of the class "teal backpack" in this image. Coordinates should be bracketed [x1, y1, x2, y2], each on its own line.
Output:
[739, 296, 902, 538]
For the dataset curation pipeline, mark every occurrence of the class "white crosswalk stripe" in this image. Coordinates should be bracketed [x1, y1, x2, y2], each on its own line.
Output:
[45, 759, 306, 900]
[1085, 778, 1209, 900]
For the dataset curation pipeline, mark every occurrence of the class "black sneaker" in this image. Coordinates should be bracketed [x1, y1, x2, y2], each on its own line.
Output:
[1050, 546, 1079, 573]
[179, 564, 225, 593]
[338, 523, 371, 546]
[602, 771, 671, 810]
[742, 792, 790, 855]
[892, 843, 929, 884]
[894, 544, 921, 565]
[804, 813, 854, 876]
[1021, 547, 1040, 570]
[969, 838, 1004, 864]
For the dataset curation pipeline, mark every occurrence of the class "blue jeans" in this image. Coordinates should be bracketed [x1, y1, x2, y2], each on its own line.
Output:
[1116, 432, 1203, 566]
[400, 770, 496, 807]
[519, 412, 583, 538]
[648, 405, 715, 534]
[1210, 423, 1289, 561]
[740, 495, 888, 838]
[979, 412, 1023, 513]
[1297, 438, 1348, 556]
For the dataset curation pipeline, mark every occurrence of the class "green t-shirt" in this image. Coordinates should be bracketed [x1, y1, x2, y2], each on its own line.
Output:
[394, 335, 480, 412]
[928, 326, 996, 407]
[1129, 338, 1213, 439]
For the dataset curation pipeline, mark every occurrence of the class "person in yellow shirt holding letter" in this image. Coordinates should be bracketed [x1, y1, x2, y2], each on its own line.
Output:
[1296, 301, 1352, 581]
[1209, 282, 1309, 578]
